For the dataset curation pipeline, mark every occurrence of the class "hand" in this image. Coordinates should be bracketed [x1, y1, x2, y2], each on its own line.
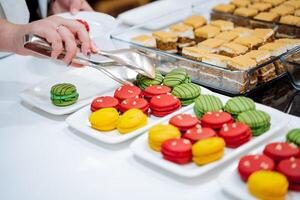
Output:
[50, 0, 93, 15]
[1, 16, 96, 64]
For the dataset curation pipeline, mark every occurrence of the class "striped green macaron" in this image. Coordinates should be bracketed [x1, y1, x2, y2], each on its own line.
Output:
[193, 95, 223, 118]
[136, 71, 164, 90]
[50, 83, 79, 107]
[163, 68, 188, 88]
[172, 83, 200, 106]
[286, 128, 300, 147]
[237, 110, 271, 136]
[224, 96, 256, 117]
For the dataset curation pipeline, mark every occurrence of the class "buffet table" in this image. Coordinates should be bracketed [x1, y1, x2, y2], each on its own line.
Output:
[1, 5, 300, 200]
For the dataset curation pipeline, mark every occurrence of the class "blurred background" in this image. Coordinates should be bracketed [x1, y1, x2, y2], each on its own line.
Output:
[88, 0, 154, 17]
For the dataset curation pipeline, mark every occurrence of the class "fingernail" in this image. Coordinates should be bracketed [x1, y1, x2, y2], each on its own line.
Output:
[71, 8, 78, 14]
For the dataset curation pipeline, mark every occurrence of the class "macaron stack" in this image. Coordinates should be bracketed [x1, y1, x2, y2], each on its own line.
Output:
[286, 128, 300, 147]
[172, 83, 201, 106]
[182, 126, 217, 144]
[143, 85, 171, 99]
[169, 114, 199, 132]
[163, 68, 191, 88]
[89, 108, 119, 131]
[136, 70, 164, 90]
[117, 109, 148, 134]
[114, 85, 142, 102]
[193, 95, 223, 118]
[161, 138, 192, 164]
[118, 98, 149, 113]
[236, 131, 300, 198]
[90, 96, 119, 112]
[50, 83, 79, 107]
[224, 96, 256, 118]
[149, 94, 181, 117]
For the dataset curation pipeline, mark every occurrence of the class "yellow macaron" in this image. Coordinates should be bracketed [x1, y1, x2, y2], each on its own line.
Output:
[247, 170, 289, 200]
[148, 124, 181, 152]
[192, 137, 225, 165]
[117, 108, 148, 134]
[89, 108, 119, 131]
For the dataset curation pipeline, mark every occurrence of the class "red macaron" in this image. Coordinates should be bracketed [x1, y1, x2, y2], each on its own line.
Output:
[169, 114, 199, 132]
[277, 157, 300, 191]
[119, 97, 149, 113]
[143, 85, 171, 99]
[238, 154, 275, 182]
[182, 125, 217, 144]
[150, 94, 181, 117]
[114, 85, 142, 102]
[90, 96, 119, 112]
[263, 142, 300, 162]
[219, 122, 252, 148]
[161, 138, 192, 164]
[201, 111, 234, 130]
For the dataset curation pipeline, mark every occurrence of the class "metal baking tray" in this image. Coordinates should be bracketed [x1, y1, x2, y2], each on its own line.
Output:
[111, 3, 298, 95]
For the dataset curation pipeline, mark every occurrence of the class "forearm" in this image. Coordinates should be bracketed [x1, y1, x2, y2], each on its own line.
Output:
[0, 19, 24, 53]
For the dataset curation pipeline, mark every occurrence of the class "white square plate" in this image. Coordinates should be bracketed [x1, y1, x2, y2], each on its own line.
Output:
[130, 94, 290, 177]
[66, 86, 214, 144]
[20, 67, 120, 115]
[218, 136, 299, 200]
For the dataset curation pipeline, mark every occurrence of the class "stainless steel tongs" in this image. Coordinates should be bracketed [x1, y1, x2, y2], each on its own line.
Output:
[23, 34, 156, 85]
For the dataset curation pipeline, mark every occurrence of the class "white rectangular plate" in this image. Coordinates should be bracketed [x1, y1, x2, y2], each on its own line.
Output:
[66, 86, 214, 144]
[20, 67, 120, 115]
[218, 136, 299, 200]
[130, 94, 290, 177]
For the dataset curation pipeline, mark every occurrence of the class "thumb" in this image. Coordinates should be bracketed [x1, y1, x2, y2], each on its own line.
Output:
[70, 0, 81, 14]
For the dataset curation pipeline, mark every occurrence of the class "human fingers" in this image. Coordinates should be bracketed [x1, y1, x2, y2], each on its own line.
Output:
[80, 1, 94, 11]
[70, 0, 82, 14]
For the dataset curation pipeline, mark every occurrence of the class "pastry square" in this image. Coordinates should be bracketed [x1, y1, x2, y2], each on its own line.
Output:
[219, 42, 249, 57]
[261, 0, 285, 6]
[230, 0, 251, 7]
[210, 20, 234, 31]
[234, 7, 259, 17]
[197, 38, 226, 53]
[244, 50, 271, 64]
[258, 42, 287, 57]
[228, 56, 257, 70]
[170, 23, 195, 48]
[215, 31, 239, 42]
[280, 15, 300, 26]
[152, 31, 178, 53]
[270, 5, 295, 16]
[254, 12, 280, 22]
[194, 25, 221, 42]
[283, 0, 300, 9]
[201, 54, 231, 68]
[251, 28, 275, 42]
[131, 35, 157, 48]
[249, 3, 272, 12]
[295, 9, 300, 17]
[213, 4, 236, 13]
[184, 15, 207, 29]
[181, 46, 210, 61]
[234, 36, 263, 49]
[231, 27, 254, 37]
[274, 38, 300, 50]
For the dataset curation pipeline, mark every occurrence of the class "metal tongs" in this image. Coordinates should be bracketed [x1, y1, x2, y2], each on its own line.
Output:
[23, 34, 156, 85]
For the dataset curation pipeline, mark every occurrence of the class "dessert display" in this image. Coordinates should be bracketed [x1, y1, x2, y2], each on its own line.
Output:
[50, 83, 79, 107]
[235, 131, 300, 199]
[211, 0, 300, 38]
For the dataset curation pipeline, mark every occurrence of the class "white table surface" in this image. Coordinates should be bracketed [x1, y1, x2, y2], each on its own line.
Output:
[1, 8, 300, 200]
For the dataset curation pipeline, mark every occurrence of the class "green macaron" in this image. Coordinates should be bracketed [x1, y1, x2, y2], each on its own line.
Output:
[237, 110, 271, 136]
[224, 96, 256, 117]
[50, 83, 79, 107]
[136, 70, 164, 90]
[163, 68, 188, 87]
[193, 95, 223, 118]
[286, 128, 300, 147]
[172, 83, 201, 106]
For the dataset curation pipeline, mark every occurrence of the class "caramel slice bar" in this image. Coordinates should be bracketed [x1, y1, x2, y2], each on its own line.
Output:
[234, 36, 263, 49]
[131, 35, 157, 48]
[254, 12, 280, 22]
[219, 42, 249, 57]
[228, 55, 257, 70]
[215, 31, 239, 42]
[194, 25, 221, 42]
[270, 5, 295, 16]
[213, 4, 236, 13]
[230, 0, 251, 7]
[244, 50, 271, 64]
[184, 15, 207, 29]
[170, 23, 195, 48]
[251, 28, 275, 43]
[234, 7, 258, 17]
[152, 31, 178, 53]
[258, 42, 287, 57]
[295, 9, 300, 17]
[274, 38, 300, 50]
[280, 15, 300, 26]
[231, 27, 254, 37]
[283, 0, 300, 9]
[201, 53, 231, 68]
[261, 0, 285, 6]
[197, 38, 226, 53]
[210, 20, 234, 31]
[181, 46, 210, 61]
[249, 2, 272, 12]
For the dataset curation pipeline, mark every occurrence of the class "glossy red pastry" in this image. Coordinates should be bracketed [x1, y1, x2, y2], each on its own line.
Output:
[238, 154, 275, 181]
[150, 94, 181, 117]
[277, 157, 300, 191]
[143, 85, 171, 99]
[263, 142, 300, 162]
[119, 97, 149, 113]
[161, 138, 192, 164]
[169, 114, 199, 132]
[90, 96, 119, 112]
[219, 122, 252, 148]
[182, 125, 217, 143]
[201, 111, 233, 129]
[114, 85, 142, 102]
